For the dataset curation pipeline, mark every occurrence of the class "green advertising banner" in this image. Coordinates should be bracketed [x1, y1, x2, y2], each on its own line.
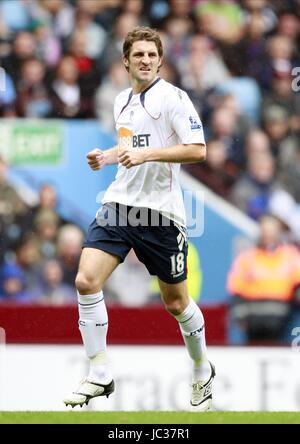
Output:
[0, 121, 63, 165]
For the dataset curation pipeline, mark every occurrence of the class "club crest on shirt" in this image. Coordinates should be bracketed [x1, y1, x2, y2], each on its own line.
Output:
[189, 116, 202, 131]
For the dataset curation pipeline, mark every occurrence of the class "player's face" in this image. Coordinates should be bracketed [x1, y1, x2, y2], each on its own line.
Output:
[125, 40, 162, 87]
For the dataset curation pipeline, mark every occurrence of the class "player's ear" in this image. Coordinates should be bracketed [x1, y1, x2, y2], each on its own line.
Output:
[123, 56, 129, 72]
[158, 57, 163, 72]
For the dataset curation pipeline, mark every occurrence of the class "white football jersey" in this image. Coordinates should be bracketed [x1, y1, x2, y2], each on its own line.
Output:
[102, 78, 205, 226]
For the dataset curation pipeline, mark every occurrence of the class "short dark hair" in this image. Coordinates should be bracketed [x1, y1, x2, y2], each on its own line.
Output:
[123, 26, 163, 62]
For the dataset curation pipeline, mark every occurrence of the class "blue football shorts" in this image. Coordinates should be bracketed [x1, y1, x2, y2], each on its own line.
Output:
[83, 203, 188, 284]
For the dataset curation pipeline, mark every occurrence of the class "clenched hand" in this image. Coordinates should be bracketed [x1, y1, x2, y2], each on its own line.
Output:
[118, 149, 147, 169]
[87, 149, 106, 171]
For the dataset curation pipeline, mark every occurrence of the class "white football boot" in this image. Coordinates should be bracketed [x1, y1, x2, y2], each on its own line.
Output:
[64, 378, 115, 408]
[190, 362, 216, 411]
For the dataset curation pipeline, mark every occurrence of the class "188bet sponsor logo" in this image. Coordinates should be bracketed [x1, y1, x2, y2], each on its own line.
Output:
[118, 127, 150, 149]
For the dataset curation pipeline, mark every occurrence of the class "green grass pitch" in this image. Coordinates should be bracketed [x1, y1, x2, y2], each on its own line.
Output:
[0, 412, 300, 424]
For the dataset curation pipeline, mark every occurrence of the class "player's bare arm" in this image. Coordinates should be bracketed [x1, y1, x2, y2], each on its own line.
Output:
[118, 143, 206, 169]
[87, 146, 119, 171]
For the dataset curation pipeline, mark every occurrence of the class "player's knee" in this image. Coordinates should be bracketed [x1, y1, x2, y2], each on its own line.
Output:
[75, 272, 101, 295]
[164, 299, 186, 316]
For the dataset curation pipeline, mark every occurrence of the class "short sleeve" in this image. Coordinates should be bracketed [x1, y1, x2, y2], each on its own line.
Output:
[114, 89, 132, 126]
[166, 88, 206, 145]
[113, 94, 122, 124]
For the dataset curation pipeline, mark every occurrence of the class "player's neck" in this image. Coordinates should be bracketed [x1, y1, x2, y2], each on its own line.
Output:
[131, 77, 159, 95]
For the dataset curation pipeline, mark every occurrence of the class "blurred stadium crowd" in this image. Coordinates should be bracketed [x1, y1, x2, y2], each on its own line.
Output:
[0, 0, 300, 323]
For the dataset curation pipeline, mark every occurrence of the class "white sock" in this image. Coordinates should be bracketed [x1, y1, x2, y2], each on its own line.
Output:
[78, 291, 112, 384]
[175, 299, 211, 382]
